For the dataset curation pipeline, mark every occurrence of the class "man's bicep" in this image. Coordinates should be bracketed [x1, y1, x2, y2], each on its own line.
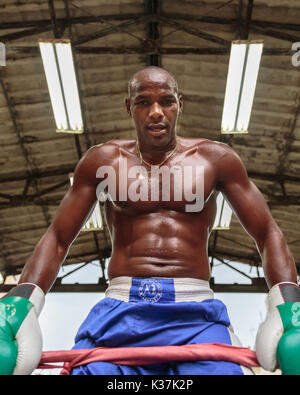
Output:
[50, 154, 98, 249]
[52, 184, 97, 246]
[218, 148, 276, 247]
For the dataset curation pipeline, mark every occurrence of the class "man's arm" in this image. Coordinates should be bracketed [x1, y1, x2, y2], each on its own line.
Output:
[19, 146, 101, 294]
[216, 143, 297, 289]
[0, 143, 119, 375]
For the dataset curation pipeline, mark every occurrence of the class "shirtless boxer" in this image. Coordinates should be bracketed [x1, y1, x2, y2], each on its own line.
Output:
[1, 66, 300, 375]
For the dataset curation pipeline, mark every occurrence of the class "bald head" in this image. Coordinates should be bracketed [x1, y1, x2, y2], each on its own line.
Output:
[128, 66, 179, 99]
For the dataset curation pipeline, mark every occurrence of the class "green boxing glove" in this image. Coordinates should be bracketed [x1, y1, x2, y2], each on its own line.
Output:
[255, 282, 300, 375]
[277, 302, 300, 375]
[0, 283, 45, 375]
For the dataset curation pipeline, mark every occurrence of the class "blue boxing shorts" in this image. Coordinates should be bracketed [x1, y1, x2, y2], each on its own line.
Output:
[70, 277, 253, 375]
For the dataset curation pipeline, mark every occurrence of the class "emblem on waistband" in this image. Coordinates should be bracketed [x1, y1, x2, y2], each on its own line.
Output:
[139, 279, 163, 303]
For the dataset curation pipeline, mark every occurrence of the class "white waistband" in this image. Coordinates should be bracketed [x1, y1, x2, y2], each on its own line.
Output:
[105, 277, 214, 303]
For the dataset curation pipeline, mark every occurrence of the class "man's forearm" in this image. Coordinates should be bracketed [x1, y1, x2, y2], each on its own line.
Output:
[19, 227, 69, 294]
[259, 228, 298, 289]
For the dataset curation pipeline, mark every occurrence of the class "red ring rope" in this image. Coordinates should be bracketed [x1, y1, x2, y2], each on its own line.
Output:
[37, 343, 260, 375]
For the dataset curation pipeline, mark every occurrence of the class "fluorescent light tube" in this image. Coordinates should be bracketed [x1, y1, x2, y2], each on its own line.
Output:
[69, 174, 103, 231]
[39, 39, 84, 134]
[213, 193, 233, 230]
[83, 202, 103, 231]
[221, 40, 263, 134]
[0, 42, 6, 66]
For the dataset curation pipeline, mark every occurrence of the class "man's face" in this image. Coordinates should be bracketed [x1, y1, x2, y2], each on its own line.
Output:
[126, 70, 183, 148]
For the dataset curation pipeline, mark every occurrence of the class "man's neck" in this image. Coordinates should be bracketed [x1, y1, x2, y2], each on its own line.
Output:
[137, 137, 178, 166]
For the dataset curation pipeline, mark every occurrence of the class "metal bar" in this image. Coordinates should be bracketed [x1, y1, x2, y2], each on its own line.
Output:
[208, 248, 259, 264]
[0, 14, 149, 30]
[270, 101, 300, 200]
[1, 13, 300, 33]
[0, 197, 61, 209]
[251, 25, 300, 43]
[76, 46, 292, 55]
[63, 249, 111, 263]
[0, 76, 32, 169]
[0, 25, 54, 43]
[251, 19, 300, 32]
[0, 165, 76, 183]
[0, 235, 36, 248]
[145, 0, 161, 67]
[92, 233, 103, 265]
[22, 178, 31, 197]
[162, 12, 300, 32]
[218, 234, 257, 253]
[214, 257, 254, 280]
[63, 0, 73, 40]
[0, 74, 51, 225]
[77, 46, 232, 54]
[0, 247, 10, 276]
[0, 248, 112, 273]
[6, 45, 293, 56]
[236, 0, 244, 39]
[48, 0, 61, 38]
[92, 233, 108, 283]
[73, 15, 150, 46]
[159, 12, 235, 27]
[31, 180, 70, 199]
[74, 135, 83, 158]
[211, 283, 268, 293]
[210, 232, 219, 268]
[248, 171, 300, 184]
[0, 192, 12, 200]
[58, 262, 90, 280]
[157, 16, 231, 47]
[268, 196, 300, 207]
[243, 0, 254, 39]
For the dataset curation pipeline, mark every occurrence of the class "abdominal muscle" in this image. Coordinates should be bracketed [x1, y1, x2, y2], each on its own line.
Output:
[107, 208, 212, 281]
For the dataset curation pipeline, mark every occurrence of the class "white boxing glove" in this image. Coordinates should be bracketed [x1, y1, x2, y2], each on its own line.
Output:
[255, 282, 300, 374]
[0, 283, 45, 375]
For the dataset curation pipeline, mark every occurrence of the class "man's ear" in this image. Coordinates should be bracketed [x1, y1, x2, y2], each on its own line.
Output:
[125, 98, 132, 117]
[178, 93, 183, 115]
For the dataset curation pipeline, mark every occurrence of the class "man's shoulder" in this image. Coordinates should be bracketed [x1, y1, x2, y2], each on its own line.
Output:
[84, 139, 135, 161]
[91, 139, 135, 154]
[90, 139, 133, 150]
[179, 137, 234, 157]
[74, 140, 136, 182]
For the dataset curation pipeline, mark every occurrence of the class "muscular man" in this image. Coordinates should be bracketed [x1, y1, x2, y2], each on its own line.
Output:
[1, 67, 299, 375]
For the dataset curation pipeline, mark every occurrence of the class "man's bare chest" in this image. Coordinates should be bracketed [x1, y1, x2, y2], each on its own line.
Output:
[97, 156, 217, 214]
